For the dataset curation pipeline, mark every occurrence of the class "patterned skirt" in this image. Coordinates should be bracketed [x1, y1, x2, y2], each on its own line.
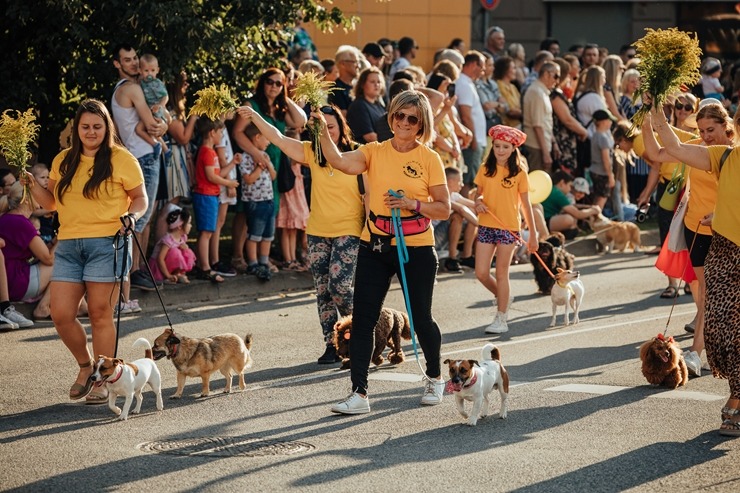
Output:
[704, 232, 740, 398]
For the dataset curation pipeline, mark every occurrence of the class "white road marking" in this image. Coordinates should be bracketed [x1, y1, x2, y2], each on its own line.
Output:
[546, 383, 723, 401]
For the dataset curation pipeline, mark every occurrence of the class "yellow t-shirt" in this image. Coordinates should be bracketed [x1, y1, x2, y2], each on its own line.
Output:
[358, 140, 446, 247]
[684, 138, 718, 236]
[708, 145, 740, 246]
[474, 164, 529, 230]
[50, 146, 144, 240]
[302, 142, 365, 237]
[633, 127, 696, 181]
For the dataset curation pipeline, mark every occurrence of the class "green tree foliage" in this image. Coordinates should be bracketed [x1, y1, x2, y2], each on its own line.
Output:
[0, 0, 357, 163]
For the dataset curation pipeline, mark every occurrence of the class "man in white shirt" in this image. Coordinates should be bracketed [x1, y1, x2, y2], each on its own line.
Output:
[456, 51, 487, 193]
[523, 61, 559, 173]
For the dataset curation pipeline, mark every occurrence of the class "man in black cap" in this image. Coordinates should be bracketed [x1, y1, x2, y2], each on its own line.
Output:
[362, 42, 385, 69]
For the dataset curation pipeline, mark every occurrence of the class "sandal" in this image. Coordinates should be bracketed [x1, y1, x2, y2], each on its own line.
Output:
[721, 407, 740, 422]
[85, 390, 108, 405]
[684, 284, 692, 295]
[194, 268, 224, 283]
[659, 286, 679, 299]
[177, 274, 190, 284]
[69, 360, 95, 400]
[719, 418, 740, 437]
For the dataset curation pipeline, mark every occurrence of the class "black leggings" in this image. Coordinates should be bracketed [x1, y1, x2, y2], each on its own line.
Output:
[350, 243, 441, 395]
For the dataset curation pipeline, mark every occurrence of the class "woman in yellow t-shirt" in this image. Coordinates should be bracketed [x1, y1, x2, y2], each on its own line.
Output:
[25, 99, 147, 403]
[315, 91, 451, 415]
[650, 105, 740, 437]
[237, 103, 364, 365]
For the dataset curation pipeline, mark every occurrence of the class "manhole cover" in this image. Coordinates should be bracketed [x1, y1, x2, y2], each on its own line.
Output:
[138, 436, 315, 457]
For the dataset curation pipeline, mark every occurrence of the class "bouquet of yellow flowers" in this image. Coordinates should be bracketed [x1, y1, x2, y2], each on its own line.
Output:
[189, 84, 239, 120]
[291, 72, 336, 164]
[0, 109, 40, 203]
[631, 27, 702, 129]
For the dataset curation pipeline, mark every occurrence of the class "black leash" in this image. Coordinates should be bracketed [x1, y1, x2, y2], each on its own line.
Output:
[112, 214, 175, 357]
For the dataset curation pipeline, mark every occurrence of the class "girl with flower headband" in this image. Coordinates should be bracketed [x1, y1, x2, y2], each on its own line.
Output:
[473, 124, 539, 334]
[148, 208, 196, 284]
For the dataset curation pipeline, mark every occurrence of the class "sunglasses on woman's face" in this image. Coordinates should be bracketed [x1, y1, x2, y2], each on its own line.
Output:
[320, 106, 336, 115]
[392, 111, 420, 126]
[265, 78, 284, 88]
[674, 102, 692, 111]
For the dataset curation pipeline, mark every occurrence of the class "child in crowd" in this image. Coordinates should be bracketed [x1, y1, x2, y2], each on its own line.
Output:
[276, 128, 310, 271]
[238, 123, 277, 281]
[700, 58, 724, 101]
[192, 117, 239, 283]
[135, 53, 170, 155]
[473, 125, 538, 334]
[148, 208, 196, 284]
[439, 166, 478, 273]
[588, 109, 617, 210]
[211, 113, 241, 277]
[29, 163, 56, 245]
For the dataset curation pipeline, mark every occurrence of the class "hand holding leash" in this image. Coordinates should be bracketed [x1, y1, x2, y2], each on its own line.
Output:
[385, 189, 414, 211]
[119, 213, 137, 235]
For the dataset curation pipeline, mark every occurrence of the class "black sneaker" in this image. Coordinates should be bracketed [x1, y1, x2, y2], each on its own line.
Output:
[318, 345, 341, 364]
[444, 258, 463, 273]
[459, 256, 476, 269]
[130, 270, 156, 291]
[256, 263, 272, 281]
[211, 261, 237, 277]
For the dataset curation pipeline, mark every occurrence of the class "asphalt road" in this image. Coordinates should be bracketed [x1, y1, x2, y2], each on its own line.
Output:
[1, 250, 738, 492]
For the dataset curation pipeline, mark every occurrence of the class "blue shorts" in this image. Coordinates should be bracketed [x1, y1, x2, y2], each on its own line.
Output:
[23, 263, 42, 301]
[136, 151, 161, 233]
[53, 236, 132, 284]
[477, 226, 521, 245]
[192, 192, 219, 232]
[246, 200, 275, 242]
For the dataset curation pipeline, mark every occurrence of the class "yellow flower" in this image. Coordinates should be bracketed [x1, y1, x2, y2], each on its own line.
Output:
[0, 108, 39, 203]
[189, 85, 239, 120]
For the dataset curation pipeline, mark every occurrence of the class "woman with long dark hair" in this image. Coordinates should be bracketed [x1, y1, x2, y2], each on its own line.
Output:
[24, 99, 147, 404]
[238, 104, 364, 364]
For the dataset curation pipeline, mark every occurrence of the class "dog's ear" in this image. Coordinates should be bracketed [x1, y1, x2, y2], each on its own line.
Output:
[469, 359, 479, 367]
[443, 359, 450, 364]
[114, 358, 124, 365]
[556, 267, 564, 273]
[167, 335, 181, 345]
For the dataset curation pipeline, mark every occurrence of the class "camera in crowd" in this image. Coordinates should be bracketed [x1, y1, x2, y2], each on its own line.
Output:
[635, 203, 650, 223]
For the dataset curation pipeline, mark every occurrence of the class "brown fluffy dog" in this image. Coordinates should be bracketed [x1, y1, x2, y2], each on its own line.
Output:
[588, 213, 642, 253]
[332, 307, 411, 370]
[639, 334, 688, 389]
[152, 329, 253, 398]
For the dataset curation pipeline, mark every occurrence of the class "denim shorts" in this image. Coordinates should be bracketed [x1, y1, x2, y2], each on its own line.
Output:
[136, 151, 161, 233]
[246, 200, 275, 242]
[192, 192, 219, 232]
[52, 236, 132, 284]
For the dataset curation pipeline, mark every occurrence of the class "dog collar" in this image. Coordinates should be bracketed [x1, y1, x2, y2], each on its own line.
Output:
[107, 366, 123, 384]
[463, 373, 478, 388]
[168, 342, 179, 359]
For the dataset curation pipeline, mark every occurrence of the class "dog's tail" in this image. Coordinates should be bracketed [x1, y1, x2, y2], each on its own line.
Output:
[398, 311, 411, 340]
[133, 337, 154, 359]
[244, 334, 254, 368]
[482, 343, 501, 362]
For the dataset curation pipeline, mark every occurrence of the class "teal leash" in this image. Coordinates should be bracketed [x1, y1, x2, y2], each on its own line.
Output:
[388, 189, 429, 380]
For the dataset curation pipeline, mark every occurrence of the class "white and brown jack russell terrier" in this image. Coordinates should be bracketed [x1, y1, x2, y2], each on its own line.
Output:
[443, 343, 509, 426]
[550, 268, 584, 327]
[90, 338, 164, 420]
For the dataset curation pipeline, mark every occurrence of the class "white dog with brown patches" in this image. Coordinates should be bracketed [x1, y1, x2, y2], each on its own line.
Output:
[550, 268, 584, 327]
[443, 343, 509, 426]
[90, 338, 164, 421]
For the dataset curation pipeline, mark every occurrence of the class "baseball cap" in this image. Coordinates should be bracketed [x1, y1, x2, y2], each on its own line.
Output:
[592, 109, 617, 122]
[362, 42, 384, 59]
[572, 177, 590, 194]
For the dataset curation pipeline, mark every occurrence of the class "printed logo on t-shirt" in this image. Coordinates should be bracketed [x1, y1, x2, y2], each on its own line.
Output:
[403, 161, 424, 179]
[501, 176, 515, 189]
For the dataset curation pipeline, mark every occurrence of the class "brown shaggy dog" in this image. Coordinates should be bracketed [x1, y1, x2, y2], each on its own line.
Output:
[332, 307, 411, 370]
[639, 334, 688, 389]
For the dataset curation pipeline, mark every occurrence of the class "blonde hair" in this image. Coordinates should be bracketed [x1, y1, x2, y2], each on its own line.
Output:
[576, 66, 605, 97]
[387, 90, 434, 145]
[697, 103, 736, 143]
[602, 55, 624, 101]
[0, 180, 32, 214]
[620, 68, 640, 94]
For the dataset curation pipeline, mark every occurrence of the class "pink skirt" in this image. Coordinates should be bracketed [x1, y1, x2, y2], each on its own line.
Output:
[149, 247, 196, 281]
[276, 163, 309, 230]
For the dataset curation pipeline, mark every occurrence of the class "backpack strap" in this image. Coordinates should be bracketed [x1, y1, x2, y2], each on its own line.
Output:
[719, 146, 733, 173]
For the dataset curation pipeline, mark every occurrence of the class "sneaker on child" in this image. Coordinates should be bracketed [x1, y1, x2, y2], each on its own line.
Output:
[485, 312, 509, 334]
[420, 377, 445, 405]
[211, 261, 237, 277]
[2, 305, 34, 328]
[331, 392, 371, 414]
[444, 258, 463, 273]
[0, 312, 19, 330]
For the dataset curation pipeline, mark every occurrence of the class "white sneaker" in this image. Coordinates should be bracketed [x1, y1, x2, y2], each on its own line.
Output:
[420, 377, 444, 405]
[2, 305, 33, 328]
[115, 301, 133, 315]
[331, 392, 370, 415]
[485, 312, 509, 334]
[128, 299, 142, 313]
[492, 297, 514, 320]
[684, 350, 702, 377]
[0, 313, 19, 330]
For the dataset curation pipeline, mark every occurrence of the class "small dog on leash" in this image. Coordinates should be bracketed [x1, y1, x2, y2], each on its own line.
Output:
[639, 333, 689, 389]
[90, 338, 164, 421]
[443, 343, 509, 426]
[531, 232, 576, 295]
[152, 329, 253, 398]
[588, 213, 642, 253]
[333, 307, 411, 370]
[550, 268, 585, 327]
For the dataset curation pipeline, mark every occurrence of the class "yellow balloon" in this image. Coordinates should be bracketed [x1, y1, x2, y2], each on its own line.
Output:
[528, 170, 553, 204]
